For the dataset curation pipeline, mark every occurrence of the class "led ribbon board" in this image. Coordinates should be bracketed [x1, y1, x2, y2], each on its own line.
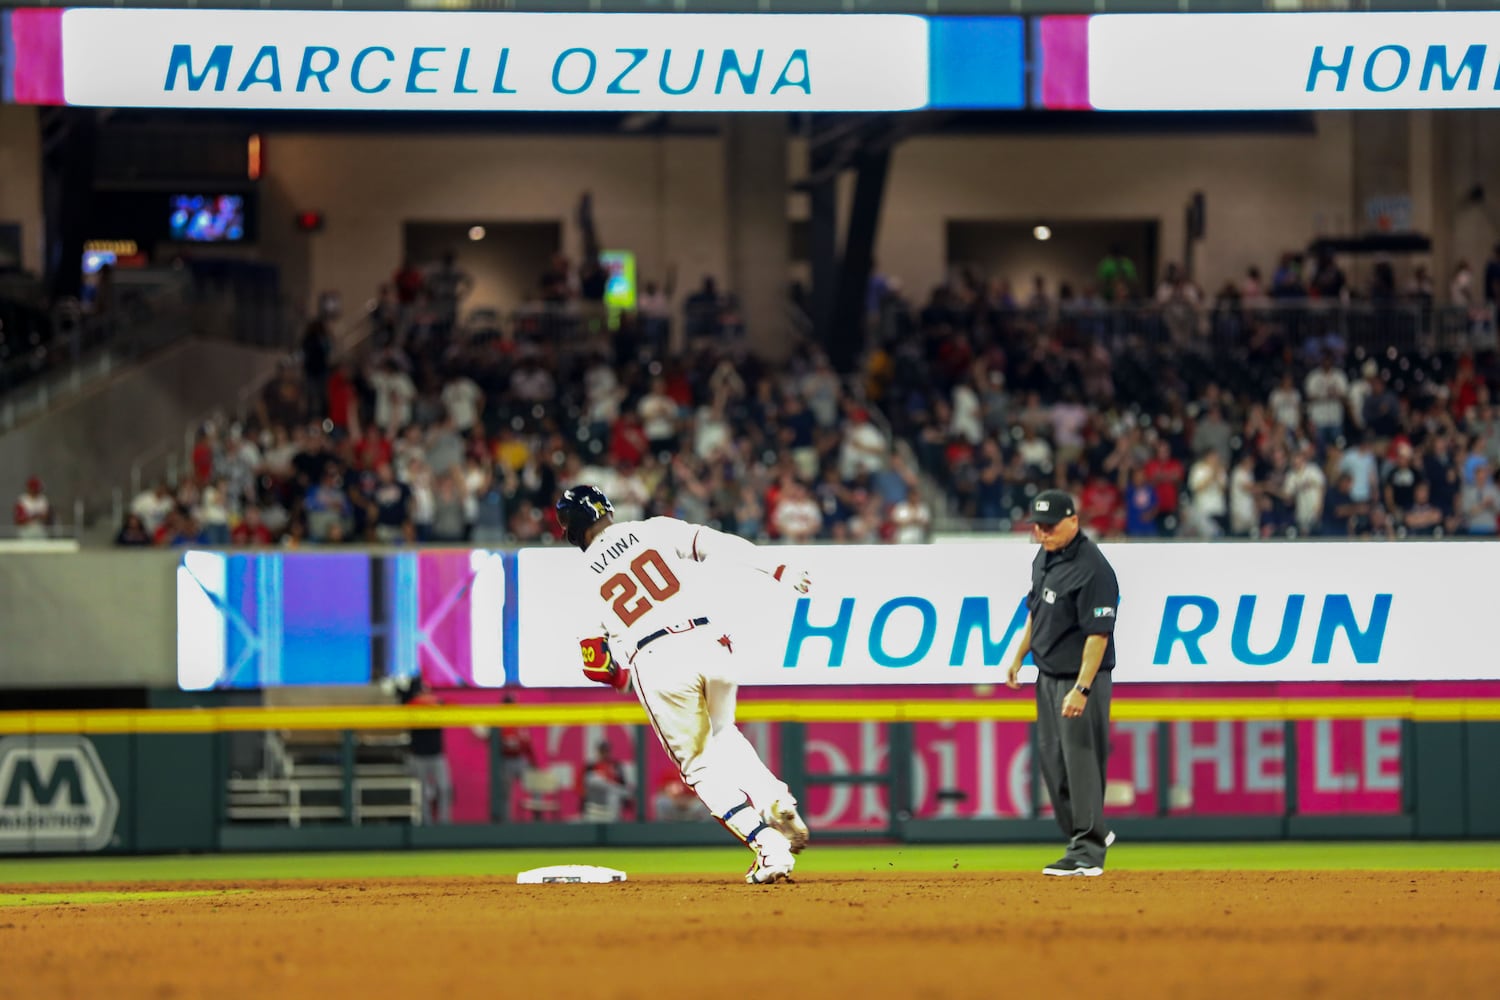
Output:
[4, 9, 1023, 111]
[1081, 12, 1500, 111]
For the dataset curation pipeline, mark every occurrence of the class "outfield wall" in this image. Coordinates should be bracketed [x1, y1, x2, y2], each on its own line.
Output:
[4, 541, 1497, 854]
[2, 703, 1498, 854]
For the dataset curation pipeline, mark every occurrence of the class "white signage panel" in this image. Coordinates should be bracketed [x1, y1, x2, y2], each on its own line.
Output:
[61, 10, 929, 111]
[517, 541, 1496, 687]
[1090, 13, 1500, 111]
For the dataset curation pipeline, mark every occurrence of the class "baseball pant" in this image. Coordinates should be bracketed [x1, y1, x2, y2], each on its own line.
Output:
[1035, 671, 1113, 867]
[630, 625, 790, 818]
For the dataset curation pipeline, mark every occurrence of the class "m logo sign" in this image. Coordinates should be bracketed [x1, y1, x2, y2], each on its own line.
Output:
[0, 736, 120, 853]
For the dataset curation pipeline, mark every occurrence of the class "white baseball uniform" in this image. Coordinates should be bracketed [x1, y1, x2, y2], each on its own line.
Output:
[575, 516, 807, 833]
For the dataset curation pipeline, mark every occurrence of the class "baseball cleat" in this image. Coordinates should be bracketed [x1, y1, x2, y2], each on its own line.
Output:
[745, 856, 795, 885]
[745, 830, 797, 884]
[1042, 858, 1103, 877]
[767, 799, 810, 854]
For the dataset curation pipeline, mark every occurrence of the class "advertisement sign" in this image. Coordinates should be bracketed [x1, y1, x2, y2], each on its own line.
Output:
[8, 9, 1025, 112]
[0, 736, 120, 853]
[437, 691, 1405, 826]
[1087, 12, 1500, 111]
[517, 541, 1500, 687]
[176, 549, 509, 690]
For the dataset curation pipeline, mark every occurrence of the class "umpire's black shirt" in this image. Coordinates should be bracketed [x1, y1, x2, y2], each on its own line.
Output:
[1027, 533, 1119, 678]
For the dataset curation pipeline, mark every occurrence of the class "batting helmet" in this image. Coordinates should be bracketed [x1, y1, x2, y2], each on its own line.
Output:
[555, 485, 615, 549]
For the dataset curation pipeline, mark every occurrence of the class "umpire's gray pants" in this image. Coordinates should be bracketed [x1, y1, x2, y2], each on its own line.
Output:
[1035, 672, 1113, 866]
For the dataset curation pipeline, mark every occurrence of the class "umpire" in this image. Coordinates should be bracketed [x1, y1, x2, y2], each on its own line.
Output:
[1006, 489, 1119, 877]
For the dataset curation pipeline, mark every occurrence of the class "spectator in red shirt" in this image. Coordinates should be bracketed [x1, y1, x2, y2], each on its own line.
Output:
[231, 505, 274, 546]
[393, 258, 426, 306]
[1451, 357, 1481, 423]
[1079, 476, 1123, 538]
[191, 429, 216, 485]
[609, 412, 648, 469]
[1142, 440, 1185, 535]
[354, 425, 393, 472]
[326, 364, 358, 431]
[14, 476, 53, 540]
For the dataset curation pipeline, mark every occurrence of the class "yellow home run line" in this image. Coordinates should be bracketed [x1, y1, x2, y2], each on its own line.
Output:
[0, 699, 1494, 734]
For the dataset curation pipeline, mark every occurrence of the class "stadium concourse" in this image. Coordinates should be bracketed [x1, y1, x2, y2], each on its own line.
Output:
[88, 246, 1500, 551]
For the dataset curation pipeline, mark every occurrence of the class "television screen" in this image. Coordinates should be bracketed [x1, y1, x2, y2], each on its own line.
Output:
[168, 194, 246, 242]
[601, 249, 636, 312]
[176, 549, 509, 690]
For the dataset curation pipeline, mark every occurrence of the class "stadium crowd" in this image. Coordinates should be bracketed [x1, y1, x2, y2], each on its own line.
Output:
[105, 248, 929, 550]
[871, 254, 1500, 540]
[65, 240, 1500, 548]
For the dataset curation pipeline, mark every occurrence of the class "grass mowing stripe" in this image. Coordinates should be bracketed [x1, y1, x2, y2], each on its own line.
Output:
[0, 890, 246, 907]
[1, 842, 1498, 885]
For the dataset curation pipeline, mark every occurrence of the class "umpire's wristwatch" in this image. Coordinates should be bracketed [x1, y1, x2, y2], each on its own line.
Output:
[1074, 683, 1091, 697]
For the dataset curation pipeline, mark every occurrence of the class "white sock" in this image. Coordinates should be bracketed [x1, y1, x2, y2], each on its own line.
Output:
[720, 799, 792, 856]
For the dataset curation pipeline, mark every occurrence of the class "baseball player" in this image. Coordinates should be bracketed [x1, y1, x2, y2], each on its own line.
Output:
[556, 484, 811, 885]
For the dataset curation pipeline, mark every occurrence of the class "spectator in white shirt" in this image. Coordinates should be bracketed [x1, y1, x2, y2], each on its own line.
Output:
[368, 358, 416, 434]
[220, 424, 262, 511]
[510, 358, 556, 407]
[887, 493, 932, 544]
[1304, 356, 1349, 447]
[131, 482, 177, 534]
[1268, 373, 1303, 432]
[197, 478, 231, 545]
[950, 377, 984, 446]
[1283, 446, 1327, 537]
[771, 479, 823, 542]
[1049, 391, 1090, 465]
[407, 459, 436, 542]
[1228, 453, 1261, 537]
[638, 376, 680, 457]
[693, 393, 734, 461]
[1186, 451, 1228, 538]
[837, 407, 888, 481]
[583, 355, 625, 441]
[441, 372, 484, 432]
[1016, 425, 1053, 478]
[1346, 359, 1379, 432]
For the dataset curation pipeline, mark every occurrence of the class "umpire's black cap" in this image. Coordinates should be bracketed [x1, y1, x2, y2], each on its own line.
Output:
[1030, 489, 1077, 525]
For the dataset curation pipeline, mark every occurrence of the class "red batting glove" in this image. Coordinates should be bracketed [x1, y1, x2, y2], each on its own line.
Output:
[580, 636, 630, 692]
[773, 565, 812, 595]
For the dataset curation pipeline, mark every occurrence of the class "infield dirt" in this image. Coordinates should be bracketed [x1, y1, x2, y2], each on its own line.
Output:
[4, 870, 1497, 999]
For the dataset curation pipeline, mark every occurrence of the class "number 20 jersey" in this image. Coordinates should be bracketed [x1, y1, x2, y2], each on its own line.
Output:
[578, 516, 781, 654]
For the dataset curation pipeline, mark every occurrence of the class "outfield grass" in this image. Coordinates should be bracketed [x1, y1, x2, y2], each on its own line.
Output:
[0, 841, 1496, 885]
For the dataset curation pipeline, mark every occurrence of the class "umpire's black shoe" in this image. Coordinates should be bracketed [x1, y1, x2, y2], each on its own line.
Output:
[1043, 858, 1104, 877]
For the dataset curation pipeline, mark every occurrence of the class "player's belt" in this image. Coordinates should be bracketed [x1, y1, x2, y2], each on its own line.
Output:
[636, 617, 710, 653]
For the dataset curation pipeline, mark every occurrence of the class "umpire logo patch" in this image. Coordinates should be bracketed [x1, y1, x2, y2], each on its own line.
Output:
[1094, 607, 1115, 618]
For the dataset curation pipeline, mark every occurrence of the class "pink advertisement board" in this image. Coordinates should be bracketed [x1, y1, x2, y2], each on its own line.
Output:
[428, 681, 1491, 827]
